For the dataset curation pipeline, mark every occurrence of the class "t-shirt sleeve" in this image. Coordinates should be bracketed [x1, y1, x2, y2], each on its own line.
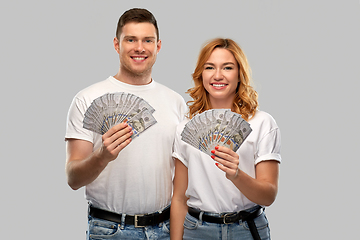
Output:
[65, 96, 94, 143]
[172, 121, 189, 168]
[255, 127, 281, 165]
[252, 112, 282, 165]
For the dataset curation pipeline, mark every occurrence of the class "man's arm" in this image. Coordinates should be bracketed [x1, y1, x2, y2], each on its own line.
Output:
[65, 122, 133, 190]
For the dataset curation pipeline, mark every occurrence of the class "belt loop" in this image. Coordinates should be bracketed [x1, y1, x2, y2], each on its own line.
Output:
[120, 214, 126, 230]
[199, 211, 204, 225]
[87, 203, 93, 221]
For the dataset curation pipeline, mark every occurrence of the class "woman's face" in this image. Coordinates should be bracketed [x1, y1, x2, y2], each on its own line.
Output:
[202, 48, 239, 109]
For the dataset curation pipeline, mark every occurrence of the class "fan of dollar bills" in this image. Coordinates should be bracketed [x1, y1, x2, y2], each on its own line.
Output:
[83, 92, 157, 137]
[181, 109, 252, 157]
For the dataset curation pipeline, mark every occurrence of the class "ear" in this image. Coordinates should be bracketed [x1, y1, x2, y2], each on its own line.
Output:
[156, 39, 162, 54]
[113, 37, 120, 54]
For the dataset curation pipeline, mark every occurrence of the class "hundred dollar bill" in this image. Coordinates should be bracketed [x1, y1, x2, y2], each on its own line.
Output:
[127, 108, 157, 138]
[214, 109, 233, 144]
[221, 116, 243, 151]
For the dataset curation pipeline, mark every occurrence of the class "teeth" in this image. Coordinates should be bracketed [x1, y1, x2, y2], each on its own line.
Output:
[212, 84, 226, 87]
[132, 57, 146, 60]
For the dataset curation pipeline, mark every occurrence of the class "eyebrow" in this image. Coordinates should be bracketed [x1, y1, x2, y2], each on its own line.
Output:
[124, 36, 156, 40]
[204, 62, 236, 66]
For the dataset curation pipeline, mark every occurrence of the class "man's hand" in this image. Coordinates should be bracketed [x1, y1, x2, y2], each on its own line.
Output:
[98, 122, 133, 162]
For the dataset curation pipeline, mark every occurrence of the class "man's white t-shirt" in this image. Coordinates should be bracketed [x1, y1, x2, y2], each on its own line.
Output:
[66, 76, 187, 214]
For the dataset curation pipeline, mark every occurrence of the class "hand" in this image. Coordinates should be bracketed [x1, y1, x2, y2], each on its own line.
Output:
[211, 146, 239, 181]
[98, 122, 133, 162]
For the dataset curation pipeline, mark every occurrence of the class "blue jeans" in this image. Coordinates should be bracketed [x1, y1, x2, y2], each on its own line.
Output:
[183, 206, 271, 240]
[86, 215, 170, 240]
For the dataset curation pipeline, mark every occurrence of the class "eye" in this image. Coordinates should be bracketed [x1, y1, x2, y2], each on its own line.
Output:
[145, 39, 153, 43]
[204, 66, 214, 70]
[224, 66, 233, 70]
[127, 39, 135, 43]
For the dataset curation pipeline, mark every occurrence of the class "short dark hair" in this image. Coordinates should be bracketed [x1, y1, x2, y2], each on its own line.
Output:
[116, 8, 159, 41]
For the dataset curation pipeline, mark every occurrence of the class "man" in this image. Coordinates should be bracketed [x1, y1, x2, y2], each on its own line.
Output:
[65, 8, 186, 239]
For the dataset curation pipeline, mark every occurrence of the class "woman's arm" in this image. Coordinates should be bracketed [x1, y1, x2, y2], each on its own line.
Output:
[170, 158, 189, 240]
[212, 146, 279, 206]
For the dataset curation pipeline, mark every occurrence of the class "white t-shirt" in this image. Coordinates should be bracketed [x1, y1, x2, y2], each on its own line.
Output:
[65, 76, 187, 214]
[172, 110, 281, 213]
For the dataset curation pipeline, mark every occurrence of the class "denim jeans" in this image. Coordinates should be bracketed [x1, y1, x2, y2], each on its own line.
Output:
[86, 215, 170, 240]
[183, 206, 271, 240]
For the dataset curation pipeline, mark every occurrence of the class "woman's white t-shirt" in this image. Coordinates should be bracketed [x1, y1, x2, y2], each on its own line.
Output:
[172, 110, 281, 213]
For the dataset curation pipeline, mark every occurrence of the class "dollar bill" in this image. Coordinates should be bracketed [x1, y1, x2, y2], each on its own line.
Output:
[127, 108, 157, 138]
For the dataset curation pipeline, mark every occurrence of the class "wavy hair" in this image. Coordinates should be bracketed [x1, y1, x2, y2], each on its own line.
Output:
[187, 38, 258, 121]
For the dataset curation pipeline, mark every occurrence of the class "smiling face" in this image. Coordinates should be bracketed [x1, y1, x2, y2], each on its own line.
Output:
[115, 22, 161, 80]
[202, 48, 239, 109]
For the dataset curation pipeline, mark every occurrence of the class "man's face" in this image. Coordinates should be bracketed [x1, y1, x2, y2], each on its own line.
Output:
[115, 22, 161, 77]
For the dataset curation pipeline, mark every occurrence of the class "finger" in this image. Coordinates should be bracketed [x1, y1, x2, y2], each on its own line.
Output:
[215, 162, 239, 180]
[215, 162, 226, 171]
[103, 122, 129, 139]
[111, 130, 133, 148]
[212, 154, 237, 169]
[214, 145, 239, 159]
[100, 129, 133, 160]
[211, 146, 239, 171]
[108, 125, 133, 145]
[211, 149, 238, 166]
[113, 136, 132, 153]
[103, 124, 132, 146]
[211, 150, 228, 162]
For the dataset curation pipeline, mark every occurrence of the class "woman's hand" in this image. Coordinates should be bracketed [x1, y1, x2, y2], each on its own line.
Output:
[211, 145, 279, 206]
[211, 145, 239, 181]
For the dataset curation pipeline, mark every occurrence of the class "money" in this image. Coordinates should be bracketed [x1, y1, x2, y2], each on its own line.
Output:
[83, 92, 157, 136]
[181, 109, 252, 157]
[127, 108, 157, 138]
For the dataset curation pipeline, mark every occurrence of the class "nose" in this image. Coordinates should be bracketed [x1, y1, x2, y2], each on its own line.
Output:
[135, 41, 145, 53]
[214, 69, 223, 80]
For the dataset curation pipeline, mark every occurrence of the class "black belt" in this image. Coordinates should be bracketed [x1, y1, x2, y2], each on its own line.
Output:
[89, 206, 170, 227]
[188, 206, 263, 240]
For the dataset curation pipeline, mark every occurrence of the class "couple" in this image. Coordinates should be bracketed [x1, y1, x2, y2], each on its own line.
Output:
[65, 8, 281, 240]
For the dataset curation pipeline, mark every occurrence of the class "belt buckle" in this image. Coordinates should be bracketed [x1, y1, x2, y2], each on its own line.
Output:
[134, 214, 145, 228]
[223, 212, 237, 224]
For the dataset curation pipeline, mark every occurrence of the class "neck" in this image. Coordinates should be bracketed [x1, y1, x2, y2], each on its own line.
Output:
[209, 98, 234, 110]
[113, 68, 152, 85]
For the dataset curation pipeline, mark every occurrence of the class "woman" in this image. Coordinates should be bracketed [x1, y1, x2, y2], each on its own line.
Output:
[170, 38, 281, 240]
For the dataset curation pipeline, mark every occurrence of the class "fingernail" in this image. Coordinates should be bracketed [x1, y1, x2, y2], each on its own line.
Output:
[211, 150, 215, 154]
[215, 146, 219, 150]
[211, 155, 215, 159]
[215, 163, 219, 166]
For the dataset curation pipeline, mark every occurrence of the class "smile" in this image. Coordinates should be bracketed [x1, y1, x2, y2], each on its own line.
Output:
[211, 83, 227, 87]
[131, 56, 147, 61]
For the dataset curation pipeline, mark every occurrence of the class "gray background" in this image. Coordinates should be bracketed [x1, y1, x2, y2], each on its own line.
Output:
[1, 0, 359, 239]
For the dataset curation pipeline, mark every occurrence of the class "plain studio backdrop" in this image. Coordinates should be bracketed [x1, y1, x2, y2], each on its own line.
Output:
[1, 1, 359, 239]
